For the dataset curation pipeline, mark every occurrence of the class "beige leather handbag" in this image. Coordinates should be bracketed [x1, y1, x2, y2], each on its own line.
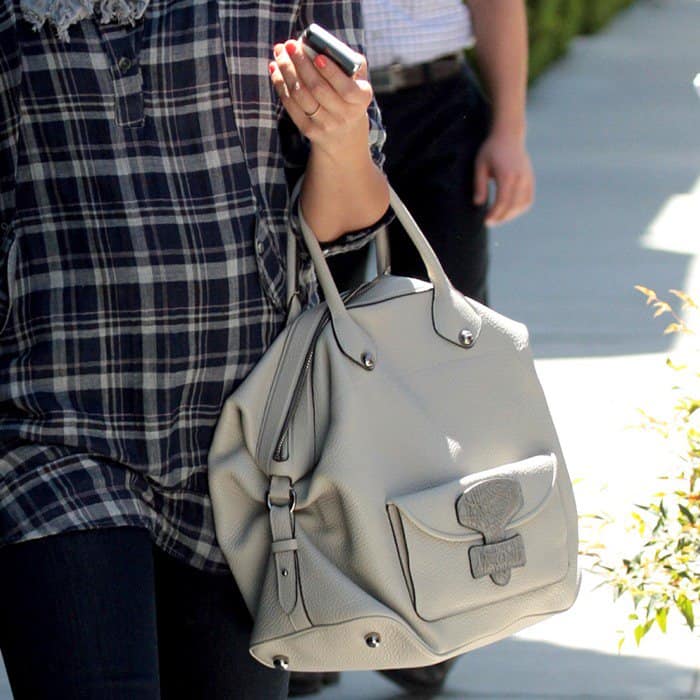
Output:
[208, 188, 579, 673]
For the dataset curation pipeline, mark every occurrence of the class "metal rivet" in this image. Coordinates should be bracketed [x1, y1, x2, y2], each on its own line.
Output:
[361, 352, 375, 370]
[256, 240, 265, 255]
[281, 568, 289, 577]
[459, 329, 474, 347]
[273, 656, 289, 670]
[365, 633, 381, 648]
[117, 56, 133, 73]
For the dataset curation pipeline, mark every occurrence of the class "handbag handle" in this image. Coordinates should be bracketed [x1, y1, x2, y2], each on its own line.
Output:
[298, 186, 483, 368]
[374, 227, 391, 276]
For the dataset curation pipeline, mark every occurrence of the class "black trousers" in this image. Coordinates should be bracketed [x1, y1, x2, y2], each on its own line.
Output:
[329, 65, 491, 304]
[0, 528, 289, 699]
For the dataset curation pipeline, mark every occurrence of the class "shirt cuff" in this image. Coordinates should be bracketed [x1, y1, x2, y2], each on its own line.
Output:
[319, 205, 393, 258]
[288, 176, 394, 258]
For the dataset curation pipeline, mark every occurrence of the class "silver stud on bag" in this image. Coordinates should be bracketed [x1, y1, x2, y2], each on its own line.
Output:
[365, 633, 381, 648]
[281, 568, 289, 577]
[273, 656, 290, 670]
[459, 329, 474, 347]
[361, 352, 375, 370]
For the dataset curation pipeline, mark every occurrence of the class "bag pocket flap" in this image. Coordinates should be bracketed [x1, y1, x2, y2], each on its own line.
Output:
[388, 453, 557, 540]
[386, 453, 568, 621]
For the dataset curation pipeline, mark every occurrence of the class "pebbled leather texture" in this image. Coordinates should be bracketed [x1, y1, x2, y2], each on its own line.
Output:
[207, 192, 579, 672]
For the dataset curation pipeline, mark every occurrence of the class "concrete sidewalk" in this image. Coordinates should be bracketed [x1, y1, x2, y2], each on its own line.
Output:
[2, 0, 699, 697]
[317, 0, 700, 697]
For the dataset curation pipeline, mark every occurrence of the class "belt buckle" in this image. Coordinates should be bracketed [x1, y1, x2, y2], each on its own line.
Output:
[373, 62, 405, 93]
[387, 62, 405, 91]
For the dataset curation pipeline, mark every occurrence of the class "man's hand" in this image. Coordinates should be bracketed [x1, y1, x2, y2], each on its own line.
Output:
[473, 132, 534, 226]
[467, 0, 532, 226]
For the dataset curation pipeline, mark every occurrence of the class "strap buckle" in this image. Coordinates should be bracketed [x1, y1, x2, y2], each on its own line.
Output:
[266, 487, 297, 512]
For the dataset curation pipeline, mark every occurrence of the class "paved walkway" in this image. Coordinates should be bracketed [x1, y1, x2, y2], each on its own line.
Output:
[317, 0, 700, 697]
[2, 0, 699, 697]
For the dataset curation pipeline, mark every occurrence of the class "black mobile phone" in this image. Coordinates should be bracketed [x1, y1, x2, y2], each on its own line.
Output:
[300, 24, 362, 77]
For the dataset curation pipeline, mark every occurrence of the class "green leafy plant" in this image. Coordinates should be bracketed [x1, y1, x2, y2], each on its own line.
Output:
[525, 0, 637, 81]
[469, 1, 640, 83]
[589, 287, 699, 648]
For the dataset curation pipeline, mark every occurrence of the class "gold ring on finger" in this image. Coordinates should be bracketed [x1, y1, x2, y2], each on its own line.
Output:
[304, 104, 321, 118]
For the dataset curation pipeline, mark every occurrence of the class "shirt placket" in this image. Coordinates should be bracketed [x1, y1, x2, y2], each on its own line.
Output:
[215, 0, 303, 312]
[94, 20, 146, 128]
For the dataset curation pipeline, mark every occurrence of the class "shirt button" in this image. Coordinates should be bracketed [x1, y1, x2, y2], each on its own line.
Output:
[117, 56, 133, 73]
[256, 240, 265, 255]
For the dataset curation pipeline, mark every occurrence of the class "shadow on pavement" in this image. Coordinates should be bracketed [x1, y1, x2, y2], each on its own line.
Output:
[322, 637, 698, 699]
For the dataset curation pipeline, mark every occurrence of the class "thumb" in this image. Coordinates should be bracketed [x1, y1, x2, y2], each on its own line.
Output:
[473, 157, 490, 205]
[355, 55, 369, 81]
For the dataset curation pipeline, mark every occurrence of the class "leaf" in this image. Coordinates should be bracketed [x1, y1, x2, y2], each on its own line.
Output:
[676, 595, 695, 631]
[631, 511, 646, 535]
[655, 607, 669, 633]
[666, 357, 687, 371]
[635, 285, 657, 303]
[669, 289, 699, 310]
[633, 621, 653, 646]
[679, 504, 696, 524]
[653, 302, 672, 318]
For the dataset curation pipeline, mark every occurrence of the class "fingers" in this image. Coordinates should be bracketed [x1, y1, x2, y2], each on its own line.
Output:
[486, 171, 534, 226]
[512, 173, 534, 220]
[473, 157, 490, 207]
[474, 136, 535, 226]
[271, 40, 371, 121]
[272, 43, 324, 118]
[486, 173, 516, 226]
[302, 47, 371, 107]
[269, 63, 319, 139]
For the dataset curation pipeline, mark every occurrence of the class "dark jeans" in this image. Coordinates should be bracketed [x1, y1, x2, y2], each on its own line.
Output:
[0, 528, 289, 700]
[329, 65, 491, 304]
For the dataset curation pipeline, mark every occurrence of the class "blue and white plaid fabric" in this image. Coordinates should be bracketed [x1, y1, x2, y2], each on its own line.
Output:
[0, 0, 387, 571]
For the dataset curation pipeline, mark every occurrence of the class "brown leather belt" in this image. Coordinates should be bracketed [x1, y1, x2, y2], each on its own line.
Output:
[371, 52, 466, 94]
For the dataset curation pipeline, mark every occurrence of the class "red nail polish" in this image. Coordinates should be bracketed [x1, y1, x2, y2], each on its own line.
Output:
[268, 63, 275, 75]
[314, 54, 327, 69]
[285, 41, 296, 56]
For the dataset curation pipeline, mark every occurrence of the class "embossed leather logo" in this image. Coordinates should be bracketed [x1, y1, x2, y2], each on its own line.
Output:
[456, 477, 526, 585]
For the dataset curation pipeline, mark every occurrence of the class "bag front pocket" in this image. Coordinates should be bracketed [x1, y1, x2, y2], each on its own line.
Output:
[387, 454, 570, 622]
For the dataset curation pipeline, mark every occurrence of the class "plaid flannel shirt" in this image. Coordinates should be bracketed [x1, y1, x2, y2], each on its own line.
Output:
[0, 0, 387, 570]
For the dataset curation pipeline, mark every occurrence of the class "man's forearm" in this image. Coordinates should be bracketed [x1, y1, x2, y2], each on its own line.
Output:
[300, 122, 389, 243]
[466, 0, 528, 139]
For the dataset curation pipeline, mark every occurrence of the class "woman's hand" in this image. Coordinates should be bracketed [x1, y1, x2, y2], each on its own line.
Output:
[269, 39, 373, 157]
[268, 37, 388, 242]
